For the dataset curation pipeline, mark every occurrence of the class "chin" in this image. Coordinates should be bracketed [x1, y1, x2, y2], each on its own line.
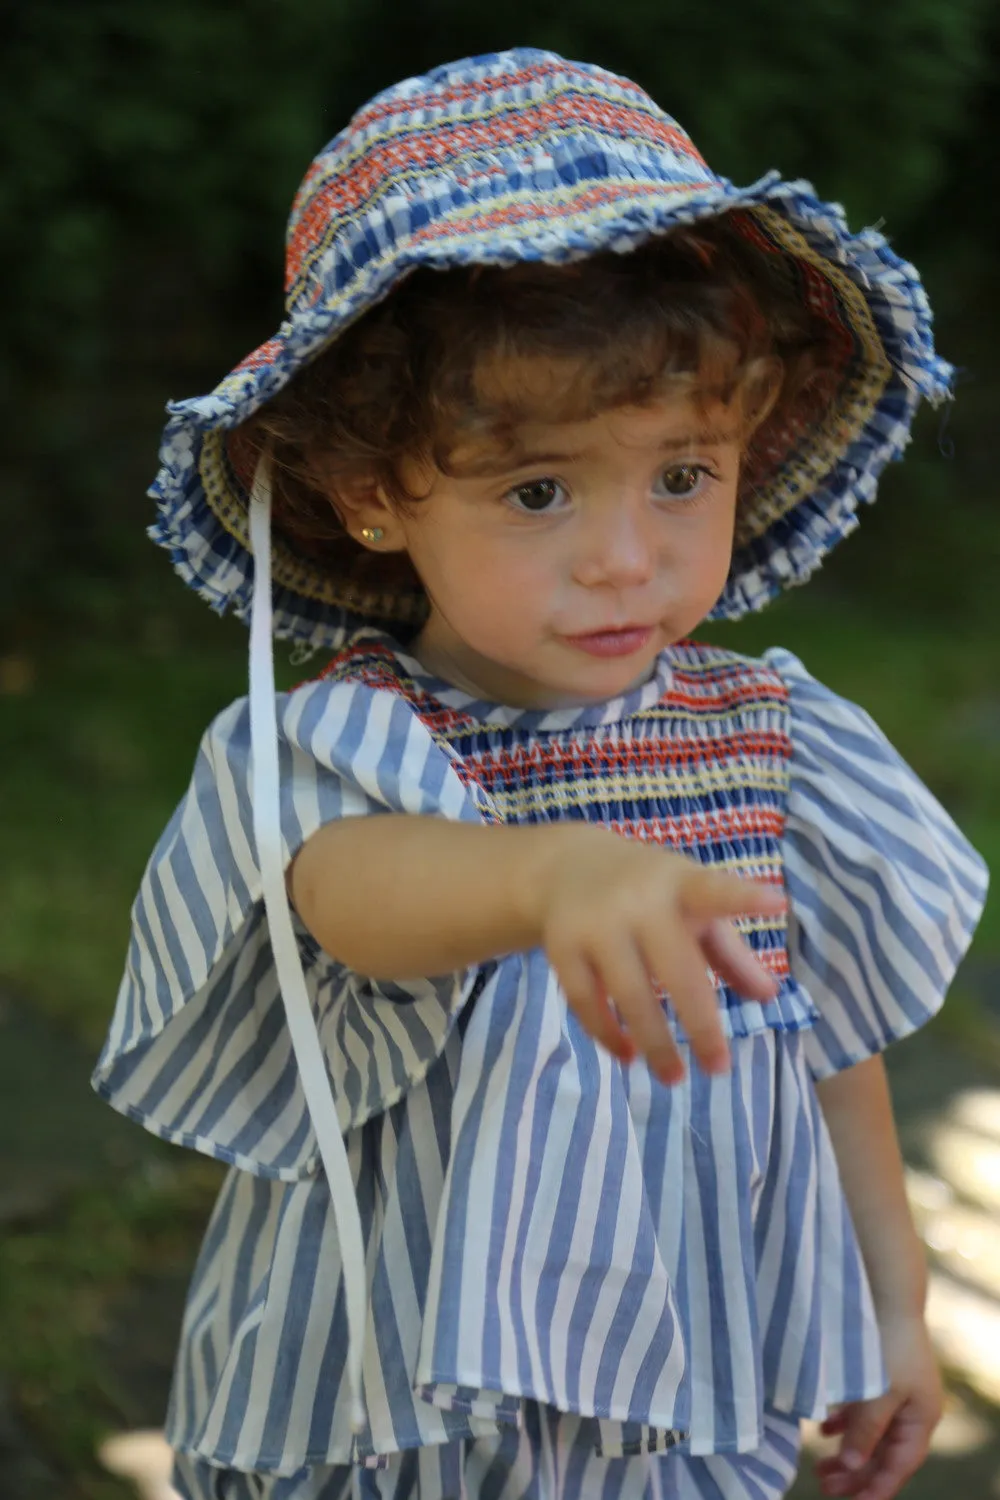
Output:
[566, 654, 660, 698]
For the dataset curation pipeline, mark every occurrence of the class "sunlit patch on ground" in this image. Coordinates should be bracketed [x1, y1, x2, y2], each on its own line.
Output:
[98, 1429, 179, 1499]
[911, 1087, 1000, 1407]
[929, 1393, 996, 1457]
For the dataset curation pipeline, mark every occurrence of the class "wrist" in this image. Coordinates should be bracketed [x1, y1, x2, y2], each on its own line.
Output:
[872, 1278, 928, 1327]
[513, 822, 609, 947]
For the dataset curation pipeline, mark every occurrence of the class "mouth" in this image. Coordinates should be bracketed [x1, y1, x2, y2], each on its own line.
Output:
[562, 625, 655, 659]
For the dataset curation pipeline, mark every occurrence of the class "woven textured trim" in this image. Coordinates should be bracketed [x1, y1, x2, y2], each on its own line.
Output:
[729, 206, 891, 548]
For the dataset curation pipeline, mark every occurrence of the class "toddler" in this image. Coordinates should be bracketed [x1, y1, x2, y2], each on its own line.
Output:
[94, 48, 988, 1500]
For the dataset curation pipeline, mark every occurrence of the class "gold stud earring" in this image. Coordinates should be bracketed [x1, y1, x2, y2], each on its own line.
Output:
[360, 526, 384, 543]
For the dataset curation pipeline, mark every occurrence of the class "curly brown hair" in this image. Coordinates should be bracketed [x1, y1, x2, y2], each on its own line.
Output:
[235, 210, 839, 597]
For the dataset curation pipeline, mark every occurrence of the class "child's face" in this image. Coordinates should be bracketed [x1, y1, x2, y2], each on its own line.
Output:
[355, 383, 743, 709]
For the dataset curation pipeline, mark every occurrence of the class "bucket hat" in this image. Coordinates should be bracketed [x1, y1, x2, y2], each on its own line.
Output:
[152, 47, 951, 649]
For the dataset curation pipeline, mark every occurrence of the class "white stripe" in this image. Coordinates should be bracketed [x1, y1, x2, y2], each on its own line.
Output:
[283, 1190, 344, 1463]
[211, 711, 259, 897]
[493, 971, 554, 1396]
[543, 1046, 614, 1409]
[772, 1068, 818, 1411]
[681, 1075, 716, 1457]
[710, 1068, 759, 1447]
[348, 689, 396, 804]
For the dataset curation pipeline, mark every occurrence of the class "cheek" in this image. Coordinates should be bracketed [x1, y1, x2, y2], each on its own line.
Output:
[417, 530, 557, 619]
[691, 494, 738, 578]
[654, 507, 735, 605]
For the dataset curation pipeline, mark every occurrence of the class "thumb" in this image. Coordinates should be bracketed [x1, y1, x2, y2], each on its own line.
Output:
[838, 1393, 897, 1472]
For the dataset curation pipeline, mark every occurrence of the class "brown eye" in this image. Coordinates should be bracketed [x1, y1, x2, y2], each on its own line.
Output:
[506, 478, 566, 513]
[654, 464, 716, 500]
[662, 465, 700, 496]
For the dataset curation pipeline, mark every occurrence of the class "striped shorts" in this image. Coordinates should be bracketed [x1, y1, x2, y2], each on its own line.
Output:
[172, 1404, 801, 1499]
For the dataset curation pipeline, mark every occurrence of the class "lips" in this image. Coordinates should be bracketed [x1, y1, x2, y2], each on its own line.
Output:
[564, 625, 654, 658]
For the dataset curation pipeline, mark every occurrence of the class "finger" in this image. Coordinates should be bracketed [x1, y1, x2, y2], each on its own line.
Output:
[677, 867, 787, 925]
[815, 1452, 876, 1496]
[553, 950, 636, 1063]
[702, 917, 780, 1002]
[640, 925, 729, 1075]
[819, 1408, 849, 1437]
[835, 1396, 899, 1478]
[819, 1438, 917, 1500]
[853, 1414, 931, 1500]
[593, 939, 685, 1084]
[815, 1446, 885, 1499]
[596, 984, 637, 1063]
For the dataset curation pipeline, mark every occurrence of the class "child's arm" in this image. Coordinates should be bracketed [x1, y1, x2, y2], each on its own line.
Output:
[290, 814, 786, 1084]
[813, 1057, 943, 1500]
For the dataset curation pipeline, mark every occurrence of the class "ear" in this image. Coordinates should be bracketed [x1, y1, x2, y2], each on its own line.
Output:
[332, 481, 409, 553]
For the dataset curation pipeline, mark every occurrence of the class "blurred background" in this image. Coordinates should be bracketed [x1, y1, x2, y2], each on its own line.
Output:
[1, 3, 999, 1496]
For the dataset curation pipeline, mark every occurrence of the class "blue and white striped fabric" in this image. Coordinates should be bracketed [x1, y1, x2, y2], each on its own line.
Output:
[173, 1404, 802, 1499]
[160, 1022, 883, 1478]
[94, 679, 495, 1178]
[769, 649, 990, 1078]
[93, 643, 987, 1500]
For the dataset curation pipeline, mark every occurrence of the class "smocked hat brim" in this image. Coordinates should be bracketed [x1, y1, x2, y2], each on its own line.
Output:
[150, 54, 951, 650]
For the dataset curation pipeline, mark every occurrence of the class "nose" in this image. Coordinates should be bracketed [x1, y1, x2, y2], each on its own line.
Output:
[571, 505, 656, 590]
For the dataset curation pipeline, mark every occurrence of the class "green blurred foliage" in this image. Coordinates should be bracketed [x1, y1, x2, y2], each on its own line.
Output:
[3, 0, 994, 349]
[1, 0, 998, 627]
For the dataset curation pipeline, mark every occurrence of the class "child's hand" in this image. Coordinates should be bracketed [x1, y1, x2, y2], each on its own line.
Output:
[814, 1315, 943, 1499]
[539, 827, 785, 1082]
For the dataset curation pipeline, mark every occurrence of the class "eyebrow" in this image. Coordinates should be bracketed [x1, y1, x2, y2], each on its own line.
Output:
[464, 429, 739, 476]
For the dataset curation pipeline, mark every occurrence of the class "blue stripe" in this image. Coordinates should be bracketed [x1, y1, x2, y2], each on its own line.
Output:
[195, 729, 254, 915]
[432, 963, 522, 1378]
[788, 838, 945, 1022]
[502, 969, 564, 1394]
[571, 1065, 636, 1413]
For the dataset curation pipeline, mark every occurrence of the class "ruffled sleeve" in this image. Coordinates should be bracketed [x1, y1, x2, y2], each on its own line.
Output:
[765, 649, 989, 1079]
[92, 676, 495, 1179]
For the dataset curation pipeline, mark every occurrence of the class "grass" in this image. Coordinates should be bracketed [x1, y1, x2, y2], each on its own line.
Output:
[0, 1157, 223, 1497]
[0, 579, 308, 1046]
[1, 485, 998, 1492]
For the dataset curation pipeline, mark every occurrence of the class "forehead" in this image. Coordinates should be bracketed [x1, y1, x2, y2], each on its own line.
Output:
[520, 398, 737, 449]
[450, 378, 741, 474]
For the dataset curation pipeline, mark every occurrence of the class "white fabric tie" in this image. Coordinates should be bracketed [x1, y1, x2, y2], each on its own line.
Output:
[248, 459, 368, 1435]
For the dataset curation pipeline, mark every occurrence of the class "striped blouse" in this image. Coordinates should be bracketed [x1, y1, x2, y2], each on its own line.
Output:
[92, 634, 987, 1475]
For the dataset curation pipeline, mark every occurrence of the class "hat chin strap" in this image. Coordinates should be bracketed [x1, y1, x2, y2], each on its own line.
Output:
[249, 458, 368, 1437]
